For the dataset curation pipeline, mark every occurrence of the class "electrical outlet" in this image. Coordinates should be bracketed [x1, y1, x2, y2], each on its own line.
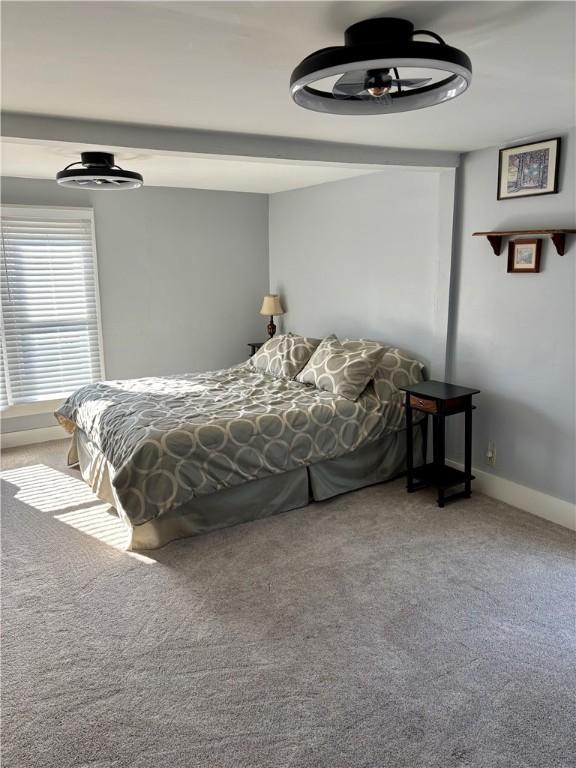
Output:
[486, 441, 496, 466]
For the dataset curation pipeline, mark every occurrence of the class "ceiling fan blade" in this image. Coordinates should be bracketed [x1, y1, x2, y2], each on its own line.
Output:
[333, 70, 369, 98]
[391, 78, 432, 88]
[335, 69, 370, 87]
[373, 93, 393, 105]
[333, 84, 366, 98]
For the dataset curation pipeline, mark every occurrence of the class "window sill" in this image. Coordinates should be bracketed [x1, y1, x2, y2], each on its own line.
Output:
[1, 398, 65, 419]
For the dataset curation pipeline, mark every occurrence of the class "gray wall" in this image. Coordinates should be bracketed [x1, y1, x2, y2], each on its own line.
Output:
[268, 138, 575, 505]
[268, 169, 455, 377]
[448, 129, 575, 502]
[1, 177, 269, 432]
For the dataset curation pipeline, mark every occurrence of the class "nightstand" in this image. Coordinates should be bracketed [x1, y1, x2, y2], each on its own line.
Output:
[399, 380, 480, 508]
[247, 342, 265, 356]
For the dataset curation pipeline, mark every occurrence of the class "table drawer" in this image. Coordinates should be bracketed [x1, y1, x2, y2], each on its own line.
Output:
[409, 395, 437, 413]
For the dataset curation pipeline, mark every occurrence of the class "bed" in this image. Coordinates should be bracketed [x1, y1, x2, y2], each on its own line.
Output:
[55, 335, 425, 549]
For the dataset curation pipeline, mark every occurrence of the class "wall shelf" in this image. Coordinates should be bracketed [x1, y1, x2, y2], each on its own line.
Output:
[472, 229, 576, 256]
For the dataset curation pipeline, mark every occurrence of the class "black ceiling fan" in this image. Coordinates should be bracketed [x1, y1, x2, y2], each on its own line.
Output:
[290, 17, 472, 115]
[56, 152, 143, 190]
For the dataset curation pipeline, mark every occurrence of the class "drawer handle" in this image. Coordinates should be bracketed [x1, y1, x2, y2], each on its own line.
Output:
[410, 396, 436, 412]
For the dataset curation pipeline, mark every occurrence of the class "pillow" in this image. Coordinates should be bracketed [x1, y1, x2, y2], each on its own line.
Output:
[374, 346, 425, 400]
[342, 339, 425, 402]
[250, 333, 320, 379]
[296, 334, 384, 401]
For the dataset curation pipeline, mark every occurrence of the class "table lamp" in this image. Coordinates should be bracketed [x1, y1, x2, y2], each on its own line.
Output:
[260, 294, 285, 338]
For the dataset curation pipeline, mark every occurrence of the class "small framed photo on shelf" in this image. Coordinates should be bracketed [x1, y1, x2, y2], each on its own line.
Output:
[497, 137, 560, 200]
[507, 239, 542, 273]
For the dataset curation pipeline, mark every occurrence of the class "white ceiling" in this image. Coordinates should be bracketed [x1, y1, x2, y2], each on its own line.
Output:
[1, 1, 574, 154]
[0, 138, 382, 193]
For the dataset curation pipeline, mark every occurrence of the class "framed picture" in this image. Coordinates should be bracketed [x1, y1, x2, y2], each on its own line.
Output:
[507, 239, 542, 273]
[497, 137, 561, 200]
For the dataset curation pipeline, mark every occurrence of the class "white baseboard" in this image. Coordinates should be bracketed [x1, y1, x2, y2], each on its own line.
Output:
[1, 425, 69, 450]
[448, 460, 576, 531]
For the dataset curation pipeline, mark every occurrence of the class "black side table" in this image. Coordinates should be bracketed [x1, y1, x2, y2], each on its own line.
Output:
[399, 380, 480, 508]
[248, 342, 265, 356]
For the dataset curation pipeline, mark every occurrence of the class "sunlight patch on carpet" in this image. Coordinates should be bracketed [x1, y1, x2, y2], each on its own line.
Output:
[0, 463, 155, 563]
[1, 463, 97, 512]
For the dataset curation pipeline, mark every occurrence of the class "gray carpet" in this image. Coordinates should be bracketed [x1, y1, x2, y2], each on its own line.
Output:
[2, 440, 575, 768]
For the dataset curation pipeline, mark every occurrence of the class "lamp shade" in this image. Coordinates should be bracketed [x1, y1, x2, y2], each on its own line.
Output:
[260, 294, 285, 316]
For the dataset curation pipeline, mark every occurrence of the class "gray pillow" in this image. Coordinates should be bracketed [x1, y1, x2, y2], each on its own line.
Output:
[342, 339, 425, 402]
[250, 333, 320, 379]
[296, 335, 384, 401]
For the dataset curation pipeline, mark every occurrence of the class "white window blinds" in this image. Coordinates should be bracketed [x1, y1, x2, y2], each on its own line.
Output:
[0, 206, 104, 406]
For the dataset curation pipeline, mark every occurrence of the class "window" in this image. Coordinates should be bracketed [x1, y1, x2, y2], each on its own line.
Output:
[0, 206, 104, 407]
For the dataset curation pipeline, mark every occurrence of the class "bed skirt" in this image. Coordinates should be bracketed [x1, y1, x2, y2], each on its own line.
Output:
[70, 425, 423, 550]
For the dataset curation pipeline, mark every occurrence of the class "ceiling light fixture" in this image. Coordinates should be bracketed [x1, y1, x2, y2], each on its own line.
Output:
[56, 152, 143, 190]
[290, 17, 472, 115]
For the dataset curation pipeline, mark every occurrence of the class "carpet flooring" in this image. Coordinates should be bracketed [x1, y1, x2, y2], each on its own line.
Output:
[1, 440, 575, 768]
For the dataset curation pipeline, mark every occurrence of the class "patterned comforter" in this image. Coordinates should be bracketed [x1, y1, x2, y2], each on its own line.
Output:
[56, 363, 409, 526]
